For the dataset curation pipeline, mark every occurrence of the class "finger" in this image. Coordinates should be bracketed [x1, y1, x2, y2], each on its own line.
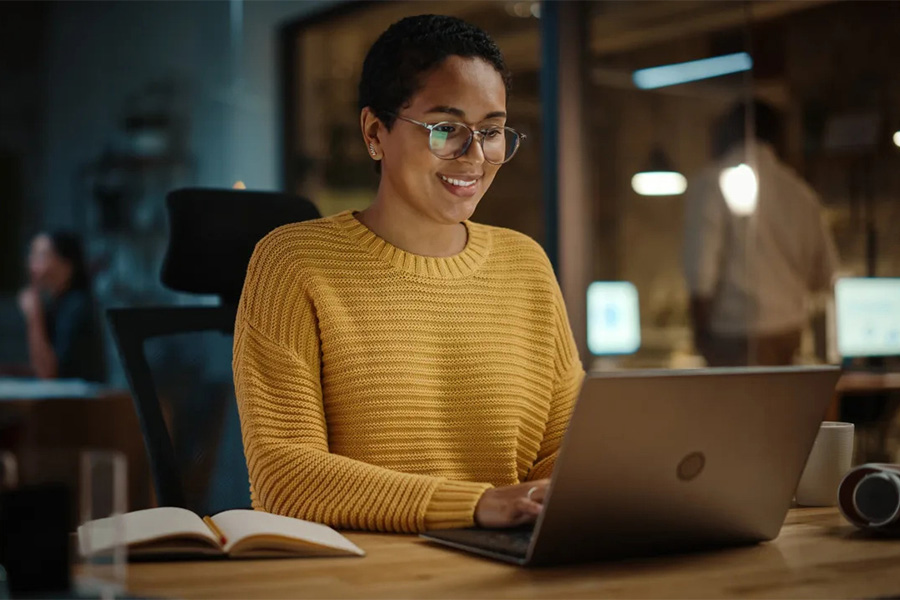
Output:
[514, 497, 543, 517]
[510, 512, 539, 527]
[510, 500, 542, 526]
[528, 486, 548, 504]
[523, 480, 550, 503]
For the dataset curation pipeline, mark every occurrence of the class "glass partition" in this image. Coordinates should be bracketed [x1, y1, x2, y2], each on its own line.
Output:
[583, 1, 898, 371]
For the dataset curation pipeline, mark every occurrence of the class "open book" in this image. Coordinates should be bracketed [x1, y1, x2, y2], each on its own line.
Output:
[77, 507, 365, 559]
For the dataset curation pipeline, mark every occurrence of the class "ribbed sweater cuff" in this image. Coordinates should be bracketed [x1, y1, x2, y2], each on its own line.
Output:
[423, 479, 493, 530]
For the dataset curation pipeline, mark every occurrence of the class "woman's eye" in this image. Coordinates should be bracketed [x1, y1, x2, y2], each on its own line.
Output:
[484, 128, 503, 139]
[434, 124, 458, 134]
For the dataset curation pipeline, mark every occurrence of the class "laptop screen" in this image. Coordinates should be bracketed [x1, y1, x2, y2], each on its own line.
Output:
[835, 277, 900, 358]
[586, 281, 641, 356]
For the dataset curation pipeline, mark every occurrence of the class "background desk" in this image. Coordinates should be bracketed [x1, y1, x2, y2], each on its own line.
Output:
[0, 378, 152, 511]
[110, 508, 900, 599]
[825, 372, 900, 422]
[837, 372, 900, 395]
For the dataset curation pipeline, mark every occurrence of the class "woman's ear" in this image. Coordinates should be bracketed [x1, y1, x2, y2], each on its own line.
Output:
[360, 107, 382, 160]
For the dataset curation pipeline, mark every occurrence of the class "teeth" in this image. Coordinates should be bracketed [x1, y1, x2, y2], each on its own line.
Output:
[440, 175, 476, 187]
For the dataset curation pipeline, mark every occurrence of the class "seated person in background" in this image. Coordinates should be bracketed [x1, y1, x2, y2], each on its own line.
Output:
[682, 101, 838, 367]
[15, 232, 105, 382]
[233, 15, 584, 533]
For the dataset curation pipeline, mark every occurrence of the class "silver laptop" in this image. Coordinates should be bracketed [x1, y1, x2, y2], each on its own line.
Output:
[421, 366, 841, 566]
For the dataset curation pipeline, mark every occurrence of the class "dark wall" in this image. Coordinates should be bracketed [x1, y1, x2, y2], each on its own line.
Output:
[0, 2, 47, 293]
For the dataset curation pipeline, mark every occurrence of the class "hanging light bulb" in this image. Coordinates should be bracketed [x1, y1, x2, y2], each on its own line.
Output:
[719, 164, 758, 215]
[893, 131, 900, 148]
[631, 148, 687, 196]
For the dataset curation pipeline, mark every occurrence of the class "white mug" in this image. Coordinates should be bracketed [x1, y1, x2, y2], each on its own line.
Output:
[796, 421, 854, 507]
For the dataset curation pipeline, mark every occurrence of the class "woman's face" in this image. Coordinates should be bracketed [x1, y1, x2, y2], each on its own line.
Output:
[376, 56, 507, 225]
[28, 235, 72, 291]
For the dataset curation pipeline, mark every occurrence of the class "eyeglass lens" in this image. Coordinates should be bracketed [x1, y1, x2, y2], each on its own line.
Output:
[428, 123, 520, 164]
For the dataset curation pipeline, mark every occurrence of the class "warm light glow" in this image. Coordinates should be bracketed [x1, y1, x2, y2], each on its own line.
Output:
[719, 164, 758, 215]
[633, 53, 753, 90]
[894, 131, 900, 148]
[631, 172, 687, 196]
[232, 180, 246, 190]
[506, 1, 540, 18]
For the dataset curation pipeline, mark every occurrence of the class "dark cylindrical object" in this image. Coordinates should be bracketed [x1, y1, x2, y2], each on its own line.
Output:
[0, 483, 72, 594]
[839, 464, 900, 534]
[853, 472, 900, 527]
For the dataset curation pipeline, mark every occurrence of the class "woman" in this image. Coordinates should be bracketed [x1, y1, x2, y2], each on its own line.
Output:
[233, 14, 584, 533]
[17, 232, 105, 382]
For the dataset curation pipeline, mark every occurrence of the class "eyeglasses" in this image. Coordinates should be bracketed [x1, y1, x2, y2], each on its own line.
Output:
[391, 114, 526, 165]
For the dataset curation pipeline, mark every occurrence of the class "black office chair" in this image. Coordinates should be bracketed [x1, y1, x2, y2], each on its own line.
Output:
[108, 188, 320, 509]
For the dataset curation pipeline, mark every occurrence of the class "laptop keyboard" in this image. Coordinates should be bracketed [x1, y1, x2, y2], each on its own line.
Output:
[423, 525, 534, 559]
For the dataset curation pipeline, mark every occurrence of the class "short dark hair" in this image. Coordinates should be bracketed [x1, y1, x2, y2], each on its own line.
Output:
[713, 100, 784, 158]
[47, 231, 90, 290]
[358, 14, 511, 130]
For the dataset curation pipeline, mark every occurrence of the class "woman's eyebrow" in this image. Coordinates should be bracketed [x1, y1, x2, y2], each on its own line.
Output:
[424, 105, 507, 120]
[425, 105, 466, 118]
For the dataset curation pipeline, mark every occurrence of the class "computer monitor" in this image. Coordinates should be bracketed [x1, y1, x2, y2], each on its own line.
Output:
[586, 281, 641, 355]
[834, 277, 900, 358]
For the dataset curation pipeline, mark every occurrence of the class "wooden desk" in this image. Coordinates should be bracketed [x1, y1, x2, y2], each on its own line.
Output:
[837, 372, 900, 395]
[825, 372, 900, 422]
[109, 509, 900, 599]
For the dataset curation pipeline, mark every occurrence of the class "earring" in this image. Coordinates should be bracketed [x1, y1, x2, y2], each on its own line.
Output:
[369, 143, 377, 157]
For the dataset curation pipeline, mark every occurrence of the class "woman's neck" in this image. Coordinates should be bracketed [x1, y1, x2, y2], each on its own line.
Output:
[356, 200, 468, 258]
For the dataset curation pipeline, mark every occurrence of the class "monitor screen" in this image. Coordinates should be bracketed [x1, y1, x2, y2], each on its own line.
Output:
[835, 278, 900, 358]
[586, 281, 641, 356]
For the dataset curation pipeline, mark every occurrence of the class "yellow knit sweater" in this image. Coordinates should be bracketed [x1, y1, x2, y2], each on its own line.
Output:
[233, 210, 584, 533]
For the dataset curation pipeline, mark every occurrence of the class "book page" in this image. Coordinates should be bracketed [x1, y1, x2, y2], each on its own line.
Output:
[211, 510, 364, 556]
[78, 507, 220, 556]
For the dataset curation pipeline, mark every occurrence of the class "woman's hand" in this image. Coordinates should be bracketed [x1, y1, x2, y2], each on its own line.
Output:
[17, 286, 42, 321]
[474, 479, 550, 528]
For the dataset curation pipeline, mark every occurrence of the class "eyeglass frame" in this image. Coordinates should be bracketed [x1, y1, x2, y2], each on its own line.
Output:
[387, 113, 526, 165]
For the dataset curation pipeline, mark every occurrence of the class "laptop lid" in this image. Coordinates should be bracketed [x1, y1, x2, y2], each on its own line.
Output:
[526, 366, 840, 566]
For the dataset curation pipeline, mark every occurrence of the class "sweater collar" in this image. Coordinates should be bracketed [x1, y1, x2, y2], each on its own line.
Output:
[331, 210, 491, 279]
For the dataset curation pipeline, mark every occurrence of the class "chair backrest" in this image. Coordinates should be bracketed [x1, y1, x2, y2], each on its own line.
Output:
[161, 187, 322, 303]
[108, 188, 320, 509]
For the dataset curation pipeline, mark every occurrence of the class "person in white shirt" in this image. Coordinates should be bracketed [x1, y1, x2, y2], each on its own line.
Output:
[683, 101, 839, 366]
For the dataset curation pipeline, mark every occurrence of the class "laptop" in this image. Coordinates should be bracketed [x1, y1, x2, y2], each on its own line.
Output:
[421, 366, 841, 566]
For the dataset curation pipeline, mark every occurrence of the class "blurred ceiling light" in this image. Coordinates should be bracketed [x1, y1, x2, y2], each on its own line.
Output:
[632, 52, 753, 90]
[718, 164, 758, 215]
[631, 172, 687, 196]
[893, 131, 900, 148]
[631, 148, 687, 196]
[506, 1, 539, 18]
[232, 180, 246, 190]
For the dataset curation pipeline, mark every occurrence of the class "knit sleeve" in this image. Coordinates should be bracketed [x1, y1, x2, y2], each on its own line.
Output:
[526, 279, 585, 481]
[233, 231, 490, 533]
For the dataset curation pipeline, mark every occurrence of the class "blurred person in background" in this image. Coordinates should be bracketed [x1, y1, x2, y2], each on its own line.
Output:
[10, 232, 105, 382]
[683, 100, 838, 367]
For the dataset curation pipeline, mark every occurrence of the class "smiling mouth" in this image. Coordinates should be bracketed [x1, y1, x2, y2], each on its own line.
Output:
[439, 174, 478, 188]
